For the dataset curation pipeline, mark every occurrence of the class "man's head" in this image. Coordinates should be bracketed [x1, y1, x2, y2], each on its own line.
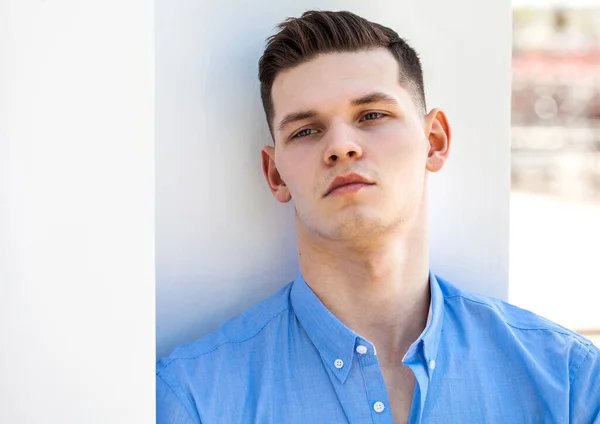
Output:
[259, 10, 451, 245]
[259, 10, 427, 138]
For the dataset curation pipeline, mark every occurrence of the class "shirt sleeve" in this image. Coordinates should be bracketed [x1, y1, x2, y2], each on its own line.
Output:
[569, 341, 600, 424]
[156, 372, 200, 424]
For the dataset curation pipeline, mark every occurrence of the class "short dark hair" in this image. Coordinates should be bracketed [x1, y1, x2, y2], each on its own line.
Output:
[258, 10, 427, 137]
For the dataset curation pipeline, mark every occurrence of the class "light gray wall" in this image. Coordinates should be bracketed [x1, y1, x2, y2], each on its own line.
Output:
[156, 0, 512, 359]
[0, 1, 154, 422]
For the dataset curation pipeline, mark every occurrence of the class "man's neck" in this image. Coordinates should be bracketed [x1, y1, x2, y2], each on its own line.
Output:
[297, 222, 430, 364]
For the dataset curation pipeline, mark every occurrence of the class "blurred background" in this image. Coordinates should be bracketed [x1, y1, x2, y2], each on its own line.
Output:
[509, 0, 600, 346]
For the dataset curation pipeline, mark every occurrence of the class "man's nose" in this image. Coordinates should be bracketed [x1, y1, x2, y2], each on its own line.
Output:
[322, 122, 364, 165]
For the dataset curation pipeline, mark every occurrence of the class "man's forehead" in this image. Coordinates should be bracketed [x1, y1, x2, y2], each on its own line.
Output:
[271, 49, 398, 102]
[273, 49, 398, 96]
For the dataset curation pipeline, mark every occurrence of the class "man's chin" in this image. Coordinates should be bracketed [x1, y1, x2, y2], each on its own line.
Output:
[319, 216, 393, 242]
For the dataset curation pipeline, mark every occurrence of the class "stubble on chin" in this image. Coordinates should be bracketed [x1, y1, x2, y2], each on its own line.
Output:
[298, 207, 406, 247]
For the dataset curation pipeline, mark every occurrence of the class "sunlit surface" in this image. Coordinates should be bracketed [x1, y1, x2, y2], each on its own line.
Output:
[509, 6, 600, 346]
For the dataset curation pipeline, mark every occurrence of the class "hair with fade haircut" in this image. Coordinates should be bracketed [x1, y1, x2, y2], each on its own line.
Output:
[258, 10, 427, 138]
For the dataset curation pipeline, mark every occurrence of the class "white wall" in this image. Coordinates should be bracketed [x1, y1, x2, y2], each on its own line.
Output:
[156, 0, 512, 358]
[0, 1, 154, 423]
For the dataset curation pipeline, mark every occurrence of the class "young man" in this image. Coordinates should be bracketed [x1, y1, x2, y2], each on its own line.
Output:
[157, 10, 599, 423]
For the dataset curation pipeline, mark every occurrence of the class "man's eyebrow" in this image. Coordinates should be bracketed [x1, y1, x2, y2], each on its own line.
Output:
[351, 92, 399, 107]
[277, 110, 317, 132]
[276, 92, 398, 133]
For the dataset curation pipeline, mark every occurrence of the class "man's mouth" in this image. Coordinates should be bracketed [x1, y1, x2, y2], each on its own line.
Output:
[324, 172, 375, 197]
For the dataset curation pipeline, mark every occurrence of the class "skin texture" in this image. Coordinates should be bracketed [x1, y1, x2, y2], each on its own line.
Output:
[261, 48, 451, 423]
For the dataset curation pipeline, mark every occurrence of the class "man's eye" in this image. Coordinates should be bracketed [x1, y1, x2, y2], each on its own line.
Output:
[292, 128, 317, 139]
[361, 112, 386, 121]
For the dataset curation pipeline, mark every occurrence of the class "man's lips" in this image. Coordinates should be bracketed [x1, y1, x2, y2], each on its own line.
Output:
[324, 172, 375, 197]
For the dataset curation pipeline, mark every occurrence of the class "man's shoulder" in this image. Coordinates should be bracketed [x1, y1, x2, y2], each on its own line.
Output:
[157, 281, 294, 372]
[436, 274, 595, 349]
[436, 274, 600, 420]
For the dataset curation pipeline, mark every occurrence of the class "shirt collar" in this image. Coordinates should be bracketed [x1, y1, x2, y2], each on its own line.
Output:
[404, 271, 444, 380]
[290, 272, 358, 383]
[290, 270, 445, 383]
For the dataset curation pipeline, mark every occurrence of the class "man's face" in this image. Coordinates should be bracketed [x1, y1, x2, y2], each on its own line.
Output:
[262, 48, 447, 241]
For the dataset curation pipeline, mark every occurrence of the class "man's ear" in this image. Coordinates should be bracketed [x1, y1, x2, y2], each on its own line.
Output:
[261, 145, 292, 203]
[423, 108, 451, 173]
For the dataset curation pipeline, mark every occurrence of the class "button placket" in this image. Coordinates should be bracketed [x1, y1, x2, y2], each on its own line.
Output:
[355, 341, 392, 421]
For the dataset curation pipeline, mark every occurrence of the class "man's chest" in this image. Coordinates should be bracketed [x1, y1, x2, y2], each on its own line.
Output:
[200, 352, 390, 423]
[381, 364, 417, 424]
[197, 355, 566, 424]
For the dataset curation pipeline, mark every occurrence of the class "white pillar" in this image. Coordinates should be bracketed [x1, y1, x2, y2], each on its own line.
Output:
[155, 0, 511, 358]
[0, 1, 155, 423]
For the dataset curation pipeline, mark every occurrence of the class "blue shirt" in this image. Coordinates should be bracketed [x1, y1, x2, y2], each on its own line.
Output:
[156, 272, 600, 423]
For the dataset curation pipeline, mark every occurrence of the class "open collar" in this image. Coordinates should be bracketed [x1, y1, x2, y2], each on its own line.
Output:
[291, 270, 444, 383]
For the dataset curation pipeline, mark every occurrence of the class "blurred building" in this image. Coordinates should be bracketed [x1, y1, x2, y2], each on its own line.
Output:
[509, 7, 600, 345]
[511, 8, 600, 201]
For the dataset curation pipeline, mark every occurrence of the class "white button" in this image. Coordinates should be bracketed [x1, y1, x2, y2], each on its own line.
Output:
[334, 359, 344, 369]
[429, 360, 436, 370]
[356, 345, 368, 354]
[373, 401, 385, 413]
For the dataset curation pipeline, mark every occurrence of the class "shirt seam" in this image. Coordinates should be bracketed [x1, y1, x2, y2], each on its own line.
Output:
[161, 304, 291, 366]
[157, 373, 199, 423]
[569, 340, 592, 385]
[444, 294, 577, 337]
